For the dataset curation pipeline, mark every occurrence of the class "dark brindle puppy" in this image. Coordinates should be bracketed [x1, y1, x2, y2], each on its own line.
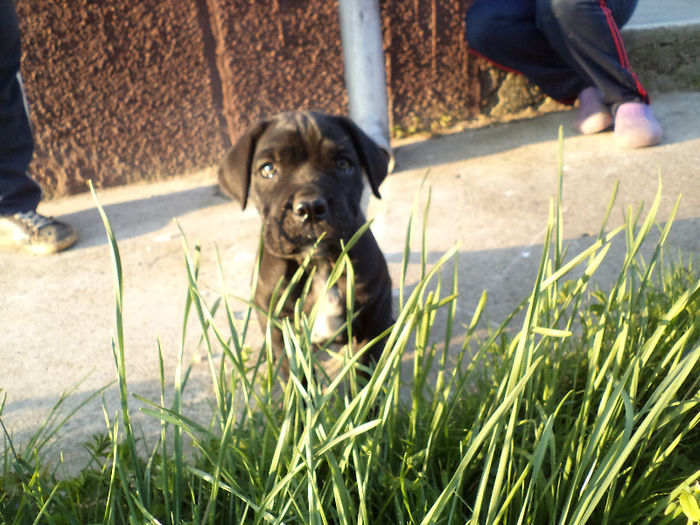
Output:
[218, 111, 393, 376]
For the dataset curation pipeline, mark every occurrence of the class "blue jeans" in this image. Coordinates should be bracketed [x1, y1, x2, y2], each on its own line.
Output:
[0, 0, 41, 215]
[465, 0, 647, 108]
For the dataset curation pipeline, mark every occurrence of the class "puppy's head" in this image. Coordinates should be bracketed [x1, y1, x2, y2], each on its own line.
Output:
[219, 111, 388, 258]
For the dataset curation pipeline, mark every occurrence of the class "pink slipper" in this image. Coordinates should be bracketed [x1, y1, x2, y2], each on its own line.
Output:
[575, 87, 612, 135]
[614, 102, 662, 149]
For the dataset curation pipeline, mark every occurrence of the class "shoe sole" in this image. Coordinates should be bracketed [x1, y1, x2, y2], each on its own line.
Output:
[576, 113, 613, 135]
[613, 132, 663, 149]
[0, 232, 78, 255]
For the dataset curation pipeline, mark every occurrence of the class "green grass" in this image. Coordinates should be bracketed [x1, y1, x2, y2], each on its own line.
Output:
[2, 156, 700, 523]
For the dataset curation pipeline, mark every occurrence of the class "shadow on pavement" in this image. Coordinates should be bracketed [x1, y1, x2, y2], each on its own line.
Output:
[53, 184, 229, 250]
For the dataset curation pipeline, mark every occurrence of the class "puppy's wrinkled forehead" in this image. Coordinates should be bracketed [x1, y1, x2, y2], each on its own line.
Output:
[254, 112, 355, 164]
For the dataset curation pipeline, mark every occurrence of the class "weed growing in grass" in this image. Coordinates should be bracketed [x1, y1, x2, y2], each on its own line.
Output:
[1, 150, 699, 523]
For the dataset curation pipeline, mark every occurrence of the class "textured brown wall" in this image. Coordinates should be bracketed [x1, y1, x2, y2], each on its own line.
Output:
[211, 0, 481, 138]
[383, 0, 480, 133]
[209, 0, 349, 140]
[17, 0, 227, 196]
[17, 0, 483, 197]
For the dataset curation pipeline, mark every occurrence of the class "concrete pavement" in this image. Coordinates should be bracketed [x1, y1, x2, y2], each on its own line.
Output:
[2, 90, 700, 470]
[623, 0, 700, 93]
[627, 0, 700, 27]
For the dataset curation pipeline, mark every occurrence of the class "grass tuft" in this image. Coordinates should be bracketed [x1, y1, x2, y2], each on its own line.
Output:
[1, 146, 699, 523]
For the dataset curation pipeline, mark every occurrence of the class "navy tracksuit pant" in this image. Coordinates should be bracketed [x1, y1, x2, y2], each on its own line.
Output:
[465, 0, 647, 109]
[0, 0, 41, 216]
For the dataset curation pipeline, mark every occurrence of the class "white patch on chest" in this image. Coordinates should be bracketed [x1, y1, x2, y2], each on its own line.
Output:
[310, 270, 346, 344]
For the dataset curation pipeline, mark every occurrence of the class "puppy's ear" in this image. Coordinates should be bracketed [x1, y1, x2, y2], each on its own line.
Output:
[335, 116, 389, 199]
[218, 121, 268, 209]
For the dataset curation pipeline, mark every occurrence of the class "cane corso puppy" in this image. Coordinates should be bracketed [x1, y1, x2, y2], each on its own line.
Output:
[218, 111, 393, 377]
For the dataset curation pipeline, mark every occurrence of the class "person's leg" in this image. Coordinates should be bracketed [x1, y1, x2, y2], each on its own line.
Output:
[535, 0, 643, 107]
[465, 0, 587, 103]
[0, 0, 42, 215]
[536, 0, 661, 147]
[0, 0, 77, 253]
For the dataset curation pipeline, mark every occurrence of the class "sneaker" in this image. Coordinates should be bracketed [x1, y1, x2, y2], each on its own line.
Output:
[575, 87, 612, 135]
[0, 210, 78, 254]
[613, 102, 662, 148]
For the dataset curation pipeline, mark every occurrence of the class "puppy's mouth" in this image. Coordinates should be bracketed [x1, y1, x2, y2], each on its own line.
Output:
[259, 191, 361, 259]
[264, 216, 347, 259]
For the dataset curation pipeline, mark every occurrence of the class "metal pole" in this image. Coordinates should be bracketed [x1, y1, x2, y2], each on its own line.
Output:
[338, 0, 394, 172]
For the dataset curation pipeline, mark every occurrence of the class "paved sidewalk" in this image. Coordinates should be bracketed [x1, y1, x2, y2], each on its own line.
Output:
[2, 91, 699, 470]
[627, 0, 700, 28]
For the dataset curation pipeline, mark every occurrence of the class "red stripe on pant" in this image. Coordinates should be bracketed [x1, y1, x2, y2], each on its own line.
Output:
[597, 0, 649, 102]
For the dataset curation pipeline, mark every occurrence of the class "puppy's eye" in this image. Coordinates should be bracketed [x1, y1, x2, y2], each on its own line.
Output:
[259, 162, 277, 179]
[336, 157, 354, 174]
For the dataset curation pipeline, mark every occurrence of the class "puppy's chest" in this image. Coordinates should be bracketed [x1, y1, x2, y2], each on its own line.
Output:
[306, 269, 347, 344]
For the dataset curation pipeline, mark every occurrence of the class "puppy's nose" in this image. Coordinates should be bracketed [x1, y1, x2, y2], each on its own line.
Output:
[295, 197, 328, 223]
